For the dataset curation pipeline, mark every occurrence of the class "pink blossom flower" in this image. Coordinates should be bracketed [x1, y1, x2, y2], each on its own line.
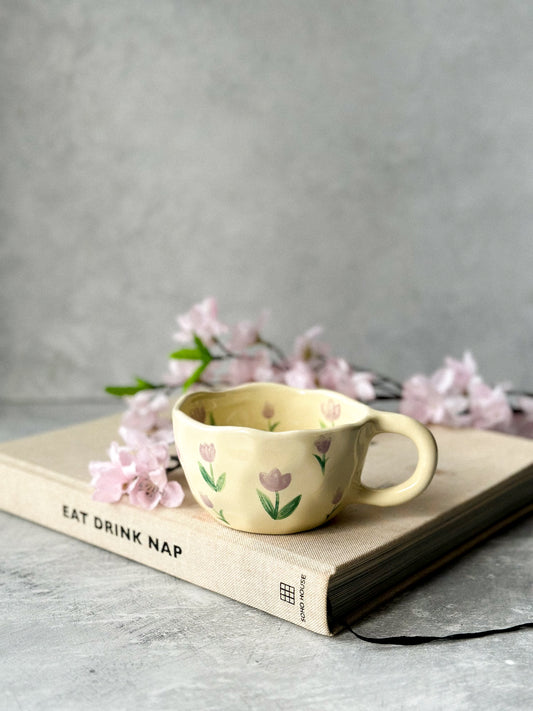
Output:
[118, 427, 170, 460]
[123, 441, 183, 510]
[163, 358, 200, 387]
[89, 460, 131, 503]
[226, 356, 257, 386]
[321, 399, 341, 424]
[284, 360, 316, 389]
[121, 391, 173, 443]
[89, 441, 138, 502]
[173, 296, 227, 345]
[90, 436, 184, 510]
[227, 350, 277, 386]
[128, 472, 184, 510]
[160, 481, 185, 507]
[467, 378, 512, 430]
[108, 441, 138, 477]
[228, 310, 269, 352]
[127, 475, 163, 510]
[401, 353, 514, 430]
[292, 326, 330, 362]
[318, 357, 350, 391]
[251, 350, 279, 383]
[199, 442, 216, 462]
[318, 358, 375, 401]
[400, 370, 469, 426]
[259, 468, 292, 492]
[444, 351, 478, 392]
[350, 371, 376, 401]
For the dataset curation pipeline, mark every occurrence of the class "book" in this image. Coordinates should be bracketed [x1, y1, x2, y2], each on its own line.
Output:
[1, 415, 532, 636]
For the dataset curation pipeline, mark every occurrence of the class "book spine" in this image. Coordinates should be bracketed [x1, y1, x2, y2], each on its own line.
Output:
[0, 456, 332, 635]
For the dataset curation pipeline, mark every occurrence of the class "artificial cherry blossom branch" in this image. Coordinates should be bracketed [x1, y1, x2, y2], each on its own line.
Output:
[90, 297, 533, 511]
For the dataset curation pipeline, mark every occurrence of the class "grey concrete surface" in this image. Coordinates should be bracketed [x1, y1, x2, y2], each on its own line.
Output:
[0, 403, 532, 710]
[2, 1, 533, 401]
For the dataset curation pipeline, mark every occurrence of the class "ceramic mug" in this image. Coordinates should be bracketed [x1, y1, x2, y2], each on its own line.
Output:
[172, 382, 438, 534]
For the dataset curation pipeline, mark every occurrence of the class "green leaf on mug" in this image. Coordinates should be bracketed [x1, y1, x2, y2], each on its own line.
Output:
[198, 461, 216, 490]
[216, 509, 229, 525]
[277, 495, 302, 520]
[257, 489, 276, 519]
[313, 453, 327, 475]
[215, 472, 226, 492]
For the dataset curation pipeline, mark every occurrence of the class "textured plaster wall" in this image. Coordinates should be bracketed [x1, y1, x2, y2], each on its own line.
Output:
[1, 0, 533, 399]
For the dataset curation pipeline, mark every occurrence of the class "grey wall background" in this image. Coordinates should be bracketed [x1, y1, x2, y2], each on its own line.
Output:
[1, 0, 533, 401]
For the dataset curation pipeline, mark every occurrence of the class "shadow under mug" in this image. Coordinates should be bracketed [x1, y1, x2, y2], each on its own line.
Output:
[173, 383, 438, 534]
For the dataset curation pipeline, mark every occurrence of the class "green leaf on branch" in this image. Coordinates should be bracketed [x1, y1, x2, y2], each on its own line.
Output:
[193, 334, 212, 361]
[170, 335, 213, 391]
[170, 347, 203, 360]
[105, 377, 157, 397]
[170, 335, 213, 363]
[105, 385, 147, 397]
[182, 361, 210, 392]
[134, 377, 157, 389]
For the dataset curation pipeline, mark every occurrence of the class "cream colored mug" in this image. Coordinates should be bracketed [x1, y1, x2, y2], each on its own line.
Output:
[173, 383, 438, 534]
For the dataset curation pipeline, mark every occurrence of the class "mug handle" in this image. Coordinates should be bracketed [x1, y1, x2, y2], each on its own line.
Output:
[354, 411, 438, 506]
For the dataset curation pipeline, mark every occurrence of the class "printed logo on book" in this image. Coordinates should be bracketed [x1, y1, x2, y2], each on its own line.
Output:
[62, 505, 182, 558]
[280, 582, 295, 605]
[280, 575, 306, 623]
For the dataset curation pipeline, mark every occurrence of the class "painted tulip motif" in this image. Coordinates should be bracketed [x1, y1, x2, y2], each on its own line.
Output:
[199, 442, 216, 462]
[256, 468, 302, 520]
[200, 493, 229, 525]
[198, 443, 226, 492]
[259, 469, 291, 492]
[262, 402, 275, 419]
[262, 401, 279, 431]
[313, 434, 332, 475]
[320, 399, 341, 427]
[200, 493, 214, 508]
[326, 487, 345, 520]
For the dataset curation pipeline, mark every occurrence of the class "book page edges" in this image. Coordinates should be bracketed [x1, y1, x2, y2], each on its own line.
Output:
[337, 504, 533, 635]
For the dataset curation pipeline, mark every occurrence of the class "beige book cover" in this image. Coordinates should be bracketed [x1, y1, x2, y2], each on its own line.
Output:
[1, 415, 532, 636]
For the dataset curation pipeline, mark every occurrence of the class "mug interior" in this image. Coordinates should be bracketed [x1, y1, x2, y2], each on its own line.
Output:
[178, 383, 368, 432]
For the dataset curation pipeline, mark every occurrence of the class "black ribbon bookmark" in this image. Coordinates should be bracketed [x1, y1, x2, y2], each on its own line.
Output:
[348, 621, 533, 645]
